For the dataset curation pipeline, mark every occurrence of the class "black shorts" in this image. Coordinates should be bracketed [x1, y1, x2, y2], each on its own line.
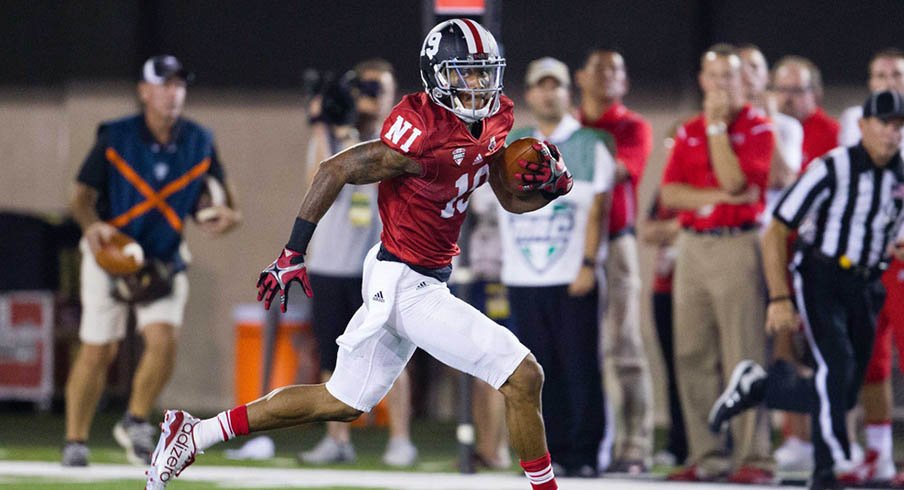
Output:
[309, 273, 363, 372]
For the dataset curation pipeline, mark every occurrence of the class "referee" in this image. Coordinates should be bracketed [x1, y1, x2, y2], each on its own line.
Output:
[708, 90, 904, 490]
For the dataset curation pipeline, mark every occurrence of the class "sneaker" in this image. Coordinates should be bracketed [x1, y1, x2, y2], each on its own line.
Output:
[833, 441, 864, 474]
[145, 410, 200, 490]
[298, 436, 356, 465]
[890, 470, 904, 487]
[728, 465, 776, 484]
[61, 441, 89, 467]
[608, 459, 649, 474]
[666, 464, 717, 482]
[653, 450, 677, 468]
[382, 438, 417, 467]
[837, 449, 896, 484]
[774, 437, 814, 473]
[114, 417, 156, 465]
[566, 464, 598, 478]
[708, 360, 767, 433]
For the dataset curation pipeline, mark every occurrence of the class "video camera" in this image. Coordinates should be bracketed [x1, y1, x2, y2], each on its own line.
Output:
[301, 69, 382, 127]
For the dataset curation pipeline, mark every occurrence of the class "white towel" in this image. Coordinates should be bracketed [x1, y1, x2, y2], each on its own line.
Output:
[336, 257, 406, 350]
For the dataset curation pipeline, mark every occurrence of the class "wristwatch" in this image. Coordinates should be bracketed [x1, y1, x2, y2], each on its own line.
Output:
[706, 121, 727, 136]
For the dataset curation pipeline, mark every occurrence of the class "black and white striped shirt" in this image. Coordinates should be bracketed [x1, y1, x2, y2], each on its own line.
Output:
[774, 144, 904, 269]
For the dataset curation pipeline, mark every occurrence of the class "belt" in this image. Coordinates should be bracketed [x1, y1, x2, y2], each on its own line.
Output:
[609, 226, 636, 240]
[685, 222, 758, 236]
[377, 244, 453, 283]
[804, 250, 885, 281]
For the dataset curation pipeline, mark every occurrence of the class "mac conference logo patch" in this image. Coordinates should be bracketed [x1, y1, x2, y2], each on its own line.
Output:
[509, 201, 576, 273]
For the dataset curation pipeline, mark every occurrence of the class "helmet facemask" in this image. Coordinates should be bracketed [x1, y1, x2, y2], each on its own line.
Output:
[432, 58, 505, 123]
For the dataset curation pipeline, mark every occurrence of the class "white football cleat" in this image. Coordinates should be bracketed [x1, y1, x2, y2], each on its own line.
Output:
[145, 410, 200, 490]
[774, 436, 814, 473]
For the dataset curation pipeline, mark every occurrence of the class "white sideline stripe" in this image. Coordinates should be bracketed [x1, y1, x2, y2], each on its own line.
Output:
[793, 268, 848, 464]
[0, 460, 782, 489]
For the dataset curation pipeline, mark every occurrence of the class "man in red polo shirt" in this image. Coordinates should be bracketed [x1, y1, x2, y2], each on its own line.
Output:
[772, 56, 839, 171]
[661, 44, 774, 484]
[576, 48, 654, 473]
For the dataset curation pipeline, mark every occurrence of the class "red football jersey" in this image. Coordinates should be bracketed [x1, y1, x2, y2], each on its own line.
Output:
[378, 92, 514, 268]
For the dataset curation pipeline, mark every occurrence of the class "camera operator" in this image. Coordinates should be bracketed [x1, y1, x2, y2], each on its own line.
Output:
[296, 60, 419, 467]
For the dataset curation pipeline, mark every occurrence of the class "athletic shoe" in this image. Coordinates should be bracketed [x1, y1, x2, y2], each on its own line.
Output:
[666, 464, 718, 482]
[61, 441, 89, 467]
[837, 448, 896, 484]
[774, 436, 814, 473]
[114, 417, 156, 465]
[708, 360, 767, 433]
[298, 436, 356, 464]
[890, 470, 904, 487]
[145, 410, 200, 490]
[728, 465, 776, 484]
[608, 459, 649, 474]
[567, 464, 598, 478]
[382, 438, 417, 467]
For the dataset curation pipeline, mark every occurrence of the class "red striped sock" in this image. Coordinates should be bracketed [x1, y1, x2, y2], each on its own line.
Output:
[520, 452, 557, 490]
[195, 405, 250, 451]
[227, 405, 250, 437]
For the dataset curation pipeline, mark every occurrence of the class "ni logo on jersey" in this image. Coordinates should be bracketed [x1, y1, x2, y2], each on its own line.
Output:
[452, 148, 466, 166]
[384, 116, 423, 153]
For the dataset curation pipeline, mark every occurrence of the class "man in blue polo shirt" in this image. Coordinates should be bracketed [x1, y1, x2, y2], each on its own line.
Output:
[62, 55, 240, 467]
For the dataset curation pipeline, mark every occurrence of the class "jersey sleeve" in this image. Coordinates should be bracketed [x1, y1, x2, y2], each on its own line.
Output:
[617, 117, 653, 183]
[380, 100, 429, 159]
[737, 119, 775, 188]
[592, 141, 616, 193]
[207, 143, 226, 182]
[773, 158, 833, 228]
[838, 106, 862, 147]
[76, 124, 110, 190]
[774, 115, 803, 175]
[661, 125, 689, 185]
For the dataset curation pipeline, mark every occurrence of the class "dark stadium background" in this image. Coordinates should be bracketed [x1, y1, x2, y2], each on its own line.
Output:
[3, 0, 904, 93]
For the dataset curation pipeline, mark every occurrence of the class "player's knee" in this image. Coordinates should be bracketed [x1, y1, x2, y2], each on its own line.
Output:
[502, 355, 544, 400]
[323, 393, 363, 422]
[80, 342, 120, 368]
[332, 402, 363, 422]
[141, 323, 177, 353]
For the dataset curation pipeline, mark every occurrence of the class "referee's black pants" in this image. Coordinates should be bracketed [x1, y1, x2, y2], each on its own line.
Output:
[508, 284, 606, 472]
[762, 253, 886, 479]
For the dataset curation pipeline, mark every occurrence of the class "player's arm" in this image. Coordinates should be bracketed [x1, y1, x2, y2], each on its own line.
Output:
[660, 183, 759, 210]
[568, 191, 610, 296]
[71, 183, 117, 254]
[298, 139, 420, 221]
[257, 140, 420, 311]
[72, 134, 119, 254]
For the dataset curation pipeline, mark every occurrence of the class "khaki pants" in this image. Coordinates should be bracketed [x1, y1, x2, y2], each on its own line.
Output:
[602, 233, 653, 461]
[673, 230, 772, 474]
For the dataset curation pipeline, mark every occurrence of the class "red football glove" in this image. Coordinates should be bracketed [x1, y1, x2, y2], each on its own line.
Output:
[514, 142, 573, 198]
[256, 247, 313, 312]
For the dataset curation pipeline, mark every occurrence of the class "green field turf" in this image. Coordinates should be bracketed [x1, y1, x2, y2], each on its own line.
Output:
[0, 407, 465, 471]
[0, 479, 385, 490]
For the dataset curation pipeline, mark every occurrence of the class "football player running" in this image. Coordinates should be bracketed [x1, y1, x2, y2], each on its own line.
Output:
[146, 19, 572, 490]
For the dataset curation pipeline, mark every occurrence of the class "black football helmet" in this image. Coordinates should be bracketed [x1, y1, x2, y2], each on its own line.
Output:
[419, 18, 505, 123]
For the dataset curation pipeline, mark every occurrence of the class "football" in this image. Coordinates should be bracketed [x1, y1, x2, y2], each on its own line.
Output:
[500, 137, 544, 193]
[194, 175, 228, 223]
[95, 231, 145, 276]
